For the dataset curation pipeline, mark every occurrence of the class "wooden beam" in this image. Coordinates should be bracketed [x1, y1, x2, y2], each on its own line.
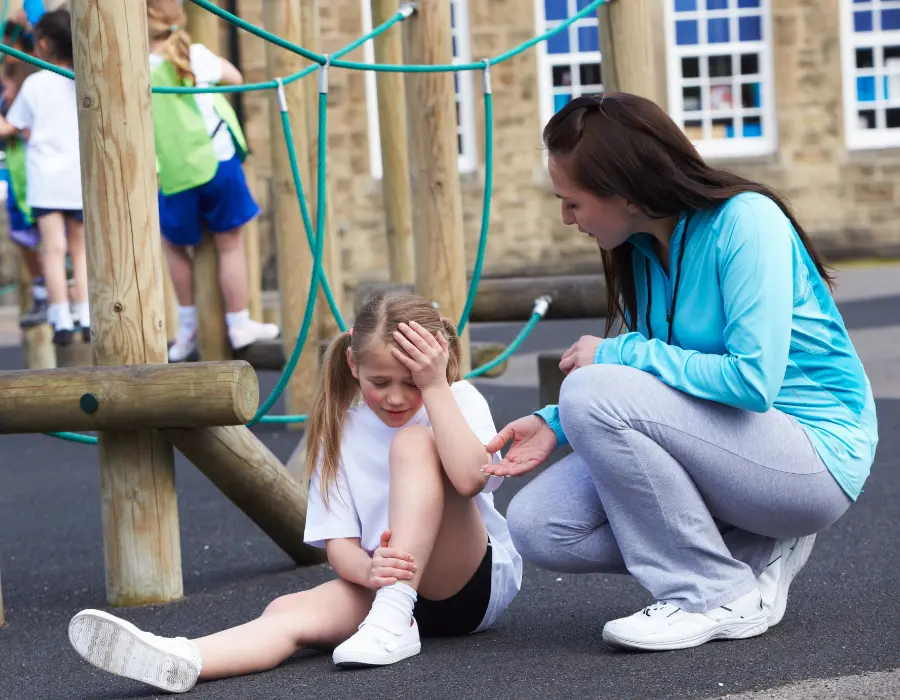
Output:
[0, 361, 258, 433]
[162, 425, 326, 566]
[72, 0, 182, 606]
[355, 274, 607, 321]
[373, 0, 415, 285]
[300, 0, 345, 343]
[17, 251, 55, 370]
[243, 158, 264, 322]
[235, 337, 509, 377]
[404, 0, 471, 372]
[186, 1, 231, 361]
[596, 0, 668, 108]
[264, 0, 318, 419]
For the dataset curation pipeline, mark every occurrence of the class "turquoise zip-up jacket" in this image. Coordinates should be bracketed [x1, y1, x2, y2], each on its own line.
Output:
[536, 192, 878, 501]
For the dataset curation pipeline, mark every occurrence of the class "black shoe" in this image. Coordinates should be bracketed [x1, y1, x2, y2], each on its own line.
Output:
[19, 298, 48, 329]
[81, 326, 91, 344]
[53, 328, 74, 346]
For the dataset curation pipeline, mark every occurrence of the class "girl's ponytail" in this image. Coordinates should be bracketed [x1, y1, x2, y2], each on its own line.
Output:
[305, 330, 359, 508]
[440, 317, 463, 383]
[147, 0, 195, 83]
[164, 26, 195, 84]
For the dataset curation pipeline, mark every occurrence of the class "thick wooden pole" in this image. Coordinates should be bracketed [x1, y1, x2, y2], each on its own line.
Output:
[300, 0, 344, 342]
[0, 361, 258, 433]
[373, 0, 415, 285]
[243, 158, 264, 322]
[17, 252, 55, 370]
[596, 0, 668, 107]
[185, 0, 231, 361]
[404, 0, 470, 371]
[162, 425, 326, 566]
[264, 0, 317, 417]
[72, 0, 182, 605]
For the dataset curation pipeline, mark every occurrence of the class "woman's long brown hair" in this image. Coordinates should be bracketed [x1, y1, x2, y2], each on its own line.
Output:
[305, 292, 462, 508]
[543, 93, 834, 336]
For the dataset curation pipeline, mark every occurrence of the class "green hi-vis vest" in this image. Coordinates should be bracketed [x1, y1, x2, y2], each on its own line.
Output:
[6, 138, 32, 225]
[150, 60, 248, 196]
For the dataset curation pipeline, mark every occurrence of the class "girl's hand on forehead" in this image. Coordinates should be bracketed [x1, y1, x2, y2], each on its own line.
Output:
[391, 320, 450, 391]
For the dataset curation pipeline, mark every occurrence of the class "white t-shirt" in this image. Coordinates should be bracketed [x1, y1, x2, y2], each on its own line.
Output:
[149, 44, 235, 162]
[304, 380, 523, 633]
[6, 69, 83, 210]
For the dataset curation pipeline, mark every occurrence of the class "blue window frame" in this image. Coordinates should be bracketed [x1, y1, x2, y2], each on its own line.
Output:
[666, 0, 776, 157]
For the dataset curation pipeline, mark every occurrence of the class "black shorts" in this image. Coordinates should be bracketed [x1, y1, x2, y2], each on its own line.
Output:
[414, 542, 492, 638]
[32, 208, 84, 223]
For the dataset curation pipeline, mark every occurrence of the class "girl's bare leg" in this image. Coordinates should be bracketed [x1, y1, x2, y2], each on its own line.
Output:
[35, 213, 69, 306]
[194, 578, 375, 681]
[65, 217, 88, 305]
[212, 228, 247, 314]
[162, 238, 195, 306]
[387, 425, 489, 599]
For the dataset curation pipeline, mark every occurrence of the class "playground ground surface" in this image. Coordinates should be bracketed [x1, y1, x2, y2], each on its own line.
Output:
[1, 262, 899, 700]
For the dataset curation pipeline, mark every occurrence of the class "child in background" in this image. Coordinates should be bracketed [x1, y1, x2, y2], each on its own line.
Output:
[67, 293, 522, 694]
[0, 24, 46, 328]
[0, 9, 88, 346]
[147, 0, 278, 362]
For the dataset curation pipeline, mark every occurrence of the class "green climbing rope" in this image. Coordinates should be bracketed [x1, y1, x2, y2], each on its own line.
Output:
[0, 0, 592, 442]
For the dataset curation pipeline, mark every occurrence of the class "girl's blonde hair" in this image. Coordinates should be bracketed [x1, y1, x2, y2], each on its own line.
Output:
[147, 0, 194, 83]
[305, 292, 463, 507]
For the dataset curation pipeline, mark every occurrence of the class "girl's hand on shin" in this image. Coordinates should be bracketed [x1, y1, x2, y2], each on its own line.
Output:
[366, 529, 417, 589]
[392, 321, 450, 391]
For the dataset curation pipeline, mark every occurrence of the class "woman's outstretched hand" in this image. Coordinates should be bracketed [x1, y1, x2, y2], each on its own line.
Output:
[481, 416, 558, 477]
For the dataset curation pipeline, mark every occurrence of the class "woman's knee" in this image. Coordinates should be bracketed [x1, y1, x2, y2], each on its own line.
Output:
[505, 484, 554, 562]
[558, 364, 639, 437]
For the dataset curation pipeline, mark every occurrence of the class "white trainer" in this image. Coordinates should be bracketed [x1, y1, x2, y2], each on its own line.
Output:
[333, 616, 422, 668]
[228, 320, 280, 351]
[602, 588, 769, 651]
[68, 609, 202, 693]
[757, 534, 816, 627]
[168, 328, 198, 363]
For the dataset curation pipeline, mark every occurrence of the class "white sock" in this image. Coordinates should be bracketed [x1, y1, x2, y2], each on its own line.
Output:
[32, 283, 48, 301]
[178, 305, 197, 334]
[225, 309, 250, 329]
[72, 301, 90, 328]
[366, 582, 417, 635]
[48, 302, 74, 331]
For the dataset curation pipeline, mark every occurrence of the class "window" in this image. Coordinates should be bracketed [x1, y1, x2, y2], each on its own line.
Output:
[840, 0, 900, 149]
[362, 0, 477, 178]
[534, 0, 604, 131]
[664, 0, 776, 158]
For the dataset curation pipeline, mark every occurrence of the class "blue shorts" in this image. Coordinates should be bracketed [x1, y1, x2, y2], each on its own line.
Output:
[158, 155, 260, 247]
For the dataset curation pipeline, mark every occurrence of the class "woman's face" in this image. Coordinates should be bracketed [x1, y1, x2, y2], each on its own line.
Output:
[548, 154, 637, 251]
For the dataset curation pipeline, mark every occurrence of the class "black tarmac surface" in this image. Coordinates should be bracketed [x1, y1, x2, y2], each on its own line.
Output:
[0, 313, 897, 700]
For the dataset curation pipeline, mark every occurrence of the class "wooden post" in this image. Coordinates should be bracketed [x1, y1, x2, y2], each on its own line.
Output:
[264, 0, 317, 418]
[185, 0, 231, 361]
[72, 0, 182, 605]
[161, 260, 179, 343]
[299, 0, 344, 342]
[404, 0, 471, 371]
[17, 252, 55, 370]
[373, 0, 415, 285]
[596, 0, 668, 107]
[162, 425, 326, 565]
[243, 158, 264, 322]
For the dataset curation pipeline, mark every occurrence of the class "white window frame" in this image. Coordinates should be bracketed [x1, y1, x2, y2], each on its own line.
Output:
[362, 0, 477, 179]
[664, 0, 777, 159]
[533, 0, 604, 133]
[839, 0, 900, 150]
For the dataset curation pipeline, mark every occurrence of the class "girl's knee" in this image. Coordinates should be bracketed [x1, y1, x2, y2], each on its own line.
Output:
[389, 425, 437, 461]
[262, 592, 304, 617]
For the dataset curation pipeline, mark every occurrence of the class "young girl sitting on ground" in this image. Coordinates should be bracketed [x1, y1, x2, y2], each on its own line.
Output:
[67, 292, 522, 694]
[0, 9, 88, 345]
[147, 0, 278, 361]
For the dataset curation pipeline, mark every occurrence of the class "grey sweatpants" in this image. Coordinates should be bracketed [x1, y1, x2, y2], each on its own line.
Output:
[507, 364, 852, 613]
